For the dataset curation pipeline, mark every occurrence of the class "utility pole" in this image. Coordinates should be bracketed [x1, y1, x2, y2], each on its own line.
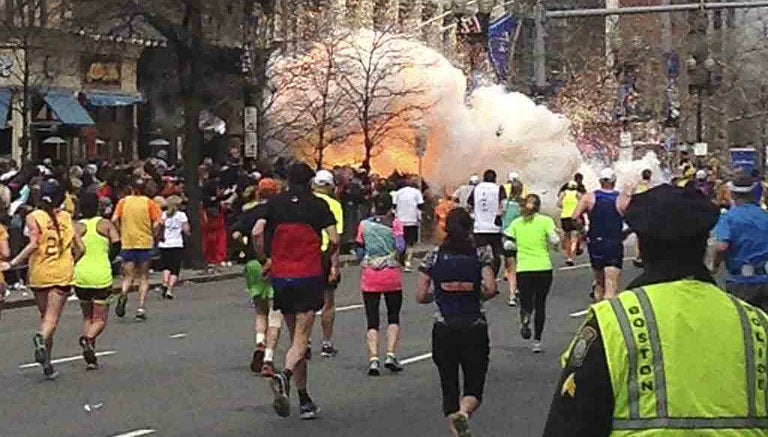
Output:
[533, 1, 546, 93]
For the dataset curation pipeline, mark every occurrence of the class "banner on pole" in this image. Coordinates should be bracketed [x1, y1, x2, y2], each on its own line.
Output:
[731, 147, 757, 174]
[487, 13, 517, 83]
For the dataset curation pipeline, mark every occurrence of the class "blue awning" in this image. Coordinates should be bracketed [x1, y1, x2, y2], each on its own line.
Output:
[43, 90, 95, 126]
[85, 92, 144, 107]
[0, 89, 11, 127]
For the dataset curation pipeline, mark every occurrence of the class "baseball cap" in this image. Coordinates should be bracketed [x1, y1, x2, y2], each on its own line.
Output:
[469, 175, 480, 185]
[727, 174, 757, 193]
[695, 169, 707, 180]
[599, 168, 616, 182]
[314, 169, 335, 187]
[258, 178, 279, 197]
[508, 171, 519, 182]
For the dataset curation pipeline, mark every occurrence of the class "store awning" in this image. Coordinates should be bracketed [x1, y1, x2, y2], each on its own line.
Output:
[0, 89, 11, 127]
[43, 90, 95, 126]
[85, 92, 144, 107]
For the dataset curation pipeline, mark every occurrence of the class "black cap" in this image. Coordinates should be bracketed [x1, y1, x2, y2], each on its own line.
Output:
[287, 163, 315, 186]
[625, 184, 719, 240]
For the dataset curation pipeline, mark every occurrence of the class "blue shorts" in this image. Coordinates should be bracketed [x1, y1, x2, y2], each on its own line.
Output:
[120, 249, 153, 265]
[588, 239, 623, 270]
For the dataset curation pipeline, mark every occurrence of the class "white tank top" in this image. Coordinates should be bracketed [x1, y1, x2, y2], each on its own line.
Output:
[473, 182, 502, 233]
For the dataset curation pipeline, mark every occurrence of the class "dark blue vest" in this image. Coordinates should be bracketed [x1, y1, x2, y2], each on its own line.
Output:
[431, 250, 483, 326]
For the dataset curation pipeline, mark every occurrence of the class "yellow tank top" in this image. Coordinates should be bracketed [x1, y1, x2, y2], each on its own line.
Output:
[28, 209, 75, 288]
[560, 189, 579, 218]
[74, 217, 112, 289]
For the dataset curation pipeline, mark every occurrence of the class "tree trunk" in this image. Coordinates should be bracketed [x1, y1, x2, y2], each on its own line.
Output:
[180, 0, 205, 269]
[254, 47, 269, 162]
[363, 135, 372, 170]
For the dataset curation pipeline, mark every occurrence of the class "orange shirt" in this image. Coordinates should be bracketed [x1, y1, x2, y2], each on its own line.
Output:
[28, 209, 75, 288]
[113, 195, 162, 250]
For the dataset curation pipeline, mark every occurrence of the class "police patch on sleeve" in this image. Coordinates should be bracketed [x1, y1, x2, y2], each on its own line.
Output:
[568, 325, 598, 368]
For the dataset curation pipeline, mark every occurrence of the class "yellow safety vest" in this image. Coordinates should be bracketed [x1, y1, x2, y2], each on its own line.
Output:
[589, 280, 768, 436]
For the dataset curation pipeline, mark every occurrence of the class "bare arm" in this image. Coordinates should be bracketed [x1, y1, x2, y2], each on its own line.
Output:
[72, 227, 85, 263]
[9, 215, 41, 268]
[252, 219, 267, 262]
[711, 242, 729, 273]
[416, 272, 434, 304]
[557, 192, 565, 209]
[0, 238, 9, 260]
[480, 265, 498, 299]
[572, 193, 593, 221]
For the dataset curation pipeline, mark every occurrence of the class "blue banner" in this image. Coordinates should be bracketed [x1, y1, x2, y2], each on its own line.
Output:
[487, 13, 517, 83]
[731, 147, 757, 174]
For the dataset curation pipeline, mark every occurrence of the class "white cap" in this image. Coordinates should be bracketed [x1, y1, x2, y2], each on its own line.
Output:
[508, 171, 519, 181]
[695, 169, 707, 180]
[469, 175, 480, 185]
[599, 168, 616, 182]
[314, 169, 335, 187]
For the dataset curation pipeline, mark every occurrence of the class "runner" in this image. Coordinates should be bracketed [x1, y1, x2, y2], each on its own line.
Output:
[501, 179, 523, 306]
[572, 168, 630, 301]
[504, 171, 527, 199]
[312, 170, 344, 358]
[557, 181, 581, 266]
[158, 195, 190, 300]
[253, 163, 339, 420]
[468, 169, 506, 277]
[416, 208, 498, 437]
[394, 177, 424, 272]
[233, 178, 283, 376]
[356, 193, 405, 376]
[73, 192, 120, 371]
[631, 169, 652, 267]
[112, 179, 162, 320]
[505, 194, 560, 353]
[452, 175, 478, 210]
[1, 180, 84, 379]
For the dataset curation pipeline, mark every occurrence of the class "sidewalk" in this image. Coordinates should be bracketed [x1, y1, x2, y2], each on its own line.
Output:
[2, 244, 433, 310]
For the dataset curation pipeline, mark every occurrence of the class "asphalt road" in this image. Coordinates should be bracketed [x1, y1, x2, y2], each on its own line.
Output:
[0, 252, 643, 437]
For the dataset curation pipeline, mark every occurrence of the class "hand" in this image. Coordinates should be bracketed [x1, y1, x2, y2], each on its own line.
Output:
[0, 261, 11, 272]
[329, 265, 340, 285]
[232, 231, 242, 241]
[261, 259, 272, 279]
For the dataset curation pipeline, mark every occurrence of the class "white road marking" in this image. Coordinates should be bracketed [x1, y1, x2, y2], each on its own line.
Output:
[169, 333, 187, 339]
[569, 309, 590, 318]
[317, 304, 364, 315]
[400, 352, 433, 365]
[109, 429, 155, 437]
[558, 257, 634, 271]
[19, 351, 117, 369]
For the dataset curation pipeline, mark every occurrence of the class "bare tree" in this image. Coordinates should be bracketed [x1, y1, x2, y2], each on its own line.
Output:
[335, 26, 434, 170]
[268, 24, 355, 168]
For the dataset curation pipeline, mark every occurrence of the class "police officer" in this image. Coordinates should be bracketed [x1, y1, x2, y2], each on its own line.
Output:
[543, 184, 768, 436]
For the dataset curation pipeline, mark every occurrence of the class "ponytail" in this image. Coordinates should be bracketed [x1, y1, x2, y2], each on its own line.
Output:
[41, 198, 62, 251]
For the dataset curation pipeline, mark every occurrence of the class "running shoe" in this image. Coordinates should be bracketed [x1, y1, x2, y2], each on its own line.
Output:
[261, 361, 276, 378]
[33, 333, 47, 365]
[164, 290, 175, 300]
[448, 412, 472, 437]
[79, 336, 98, 371]
[299, 401, 320, 420]
[507, 292, 518, 307]
[565, 259, 575, 267]
[520, 313, 532, 340]
[160, 285, 168, 299]
[320, 342, 338, 358]
[384, 354, 404, 373]
[632, 258, 644, 269]
[115, 294, 128, 318]
[270, 372, 291, 417]
[43, 363, 59, 380]
[135, 308, 147, 321]
[250, 344, 266, 374]
[532, 341, 543, 354]
[305, 342, 312, 361]
[368, 358, 381, 376]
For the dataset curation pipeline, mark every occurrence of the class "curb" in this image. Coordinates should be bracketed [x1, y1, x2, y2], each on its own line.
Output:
[1, 249, 431, 311]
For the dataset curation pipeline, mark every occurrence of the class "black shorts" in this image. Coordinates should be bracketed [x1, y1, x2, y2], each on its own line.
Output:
[561, 218, 578, 233]
[404, 226, 419, 247]
[75, 287, 113, 302]
[321, 251, 340, 290]
[31, 286, 72, 296]
[272, 279, 325, 315]
[160, 248, 184, 276]
[474, 233, 503, 259]
[588, 239, 624, 270]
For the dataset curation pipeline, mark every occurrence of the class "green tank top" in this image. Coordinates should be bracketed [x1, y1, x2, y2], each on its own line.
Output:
[74, 217, 113, 289]
[560, 189, 579, 218]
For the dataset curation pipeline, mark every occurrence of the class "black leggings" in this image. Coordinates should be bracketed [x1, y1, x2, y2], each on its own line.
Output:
[363, 291, 403, 330]
[432, 321, 490, 416]
[517, 270, 553, 341]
